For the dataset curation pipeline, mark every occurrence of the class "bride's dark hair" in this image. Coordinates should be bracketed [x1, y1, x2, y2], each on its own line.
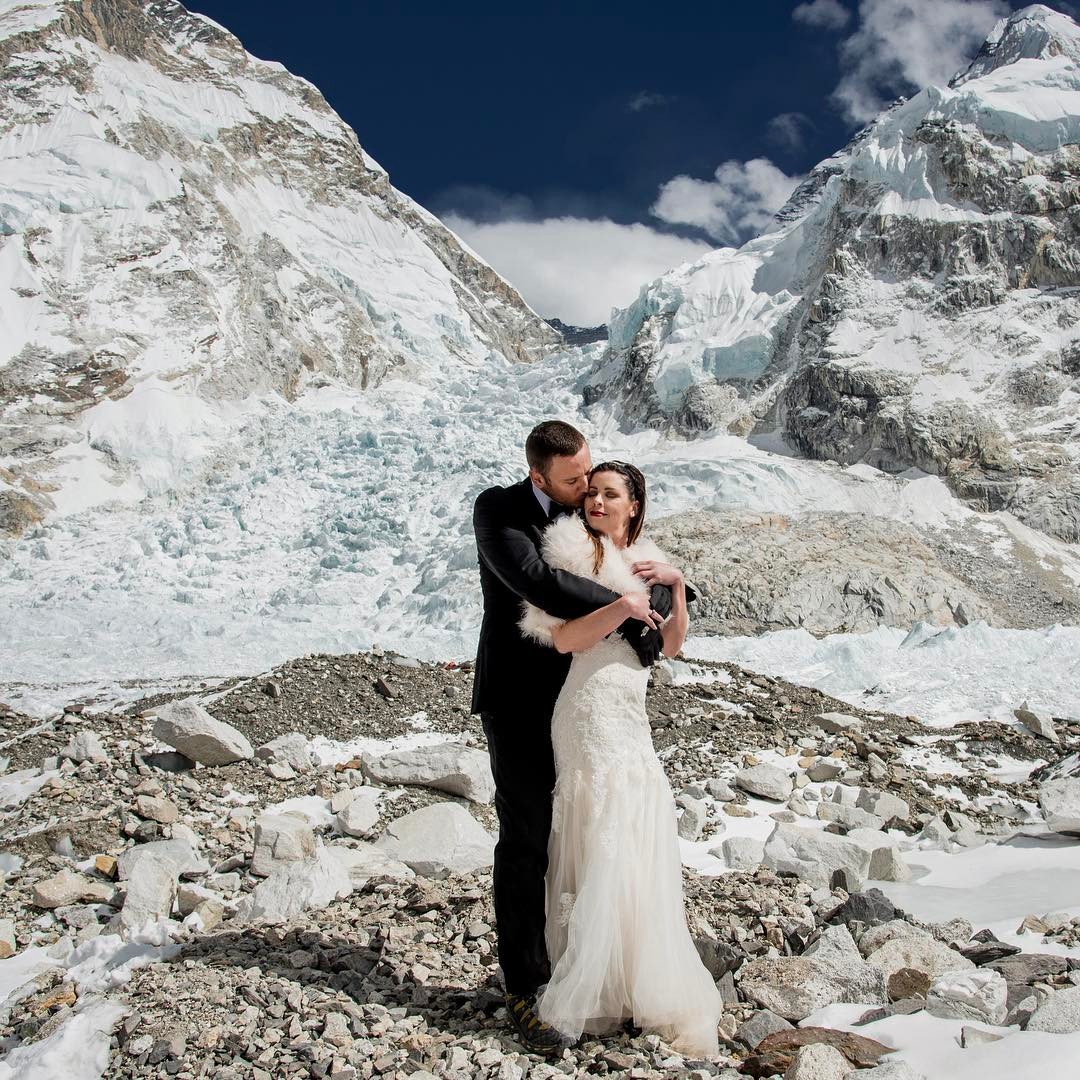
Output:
[583, 461, 647, 572]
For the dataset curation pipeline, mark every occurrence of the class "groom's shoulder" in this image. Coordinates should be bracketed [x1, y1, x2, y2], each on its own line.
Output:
[474, 477, 528, 517]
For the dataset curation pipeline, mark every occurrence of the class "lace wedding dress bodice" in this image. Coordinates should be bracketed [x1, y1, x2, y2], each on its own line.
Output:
[521, 519, 721, 1059]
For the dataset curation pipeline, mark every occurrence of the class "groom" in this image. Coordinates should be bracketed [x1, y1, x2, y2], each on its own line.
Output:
[472, 420, 670, 1054]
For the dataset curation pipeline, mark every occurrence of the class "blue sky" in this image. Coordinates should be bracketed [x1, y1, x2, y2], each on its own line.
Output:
[189, 0, 1059, 323]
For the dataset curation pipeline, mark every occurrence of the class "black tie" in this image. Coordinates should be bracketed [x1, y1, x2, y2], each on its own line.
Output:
[548, 502, 568, 521]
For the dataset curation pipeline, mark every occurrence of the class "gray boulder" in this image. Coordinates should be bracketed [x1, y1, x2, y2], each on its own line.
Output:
[117, 839, 208, 881]
[1038, 778, 1080, 835]
[926, 968, 1008, 1025]
[865, 935, 974, 979]
[255, 732, 313, 773]
[152, 700, 253, 766]
[1015, 702, 1060, 744]
[32, 869, 113, 909]
[855, 789, 910, 822]
[335, 788, 382, 838]
[738, 953, 887, 1022]
[677, 796, 707, 841]
[763, 822, 873, 891]
[120, 857, 177, 930]
[377, 803, 495, 878]
[736, 763, 794, 801]
[324, 842, 414, 888]
[717, 836, 765, 871]
[818, 712, 863, 734]
[237, 846, 353, 924]
[251, 814, 317, 877]
[817, 802, 886, 831]
[1027, 985, 1080, 1033]
[735, 1009, 793, 1049]
[785, 1043, 852, 1080]
[60, 730, 108, 764]
[363, 742, 495, 804]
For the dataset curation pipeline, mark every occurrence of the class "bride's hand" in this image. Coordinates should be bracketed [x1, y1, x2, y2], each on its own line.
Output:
[631, 560, 683, 588]
[621, 592, 663, 629]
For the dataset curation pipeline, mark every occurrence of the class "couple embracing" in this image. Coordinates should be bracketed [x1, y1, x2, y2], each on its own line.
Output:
[472, 420, 721, 1059]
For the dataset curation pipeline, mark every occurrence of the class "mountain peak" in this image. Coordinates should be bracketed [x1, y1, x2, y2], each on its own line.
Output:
[951, 4, 1080, 87]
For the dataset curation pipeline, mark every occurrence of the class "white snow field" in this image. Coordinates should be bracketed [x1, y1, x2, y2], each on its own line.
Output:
[4, 339, 1080, 721]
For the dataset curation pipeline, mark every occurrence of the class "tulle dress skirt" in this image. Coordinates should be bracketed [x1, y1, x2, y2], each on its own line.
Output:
[535, 638, 721, 1059]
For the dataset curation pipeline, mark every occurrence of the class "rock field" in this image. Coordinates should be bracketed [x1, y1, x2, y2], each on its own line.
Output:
[2, 649, 1079, 1078]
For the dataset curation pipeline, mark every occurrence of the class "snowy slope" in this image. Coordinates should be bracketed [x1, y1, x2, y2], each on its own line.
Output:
[590, 5, 1080, 542]
[0, 0, 556, 531]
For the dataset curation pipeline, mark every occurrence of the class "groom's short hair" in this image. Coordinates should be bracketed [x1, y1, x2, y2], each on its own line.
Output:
[526, 420, 586, 476]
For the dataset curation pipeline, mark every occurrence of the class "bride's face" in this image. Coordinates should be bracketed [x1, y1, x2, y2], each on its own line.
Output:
[584, 471, 639, 542]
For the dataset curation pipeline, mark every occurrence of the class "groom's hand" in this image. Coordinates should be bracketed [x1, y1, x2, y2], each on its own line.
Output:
[617, 619, 665, 667]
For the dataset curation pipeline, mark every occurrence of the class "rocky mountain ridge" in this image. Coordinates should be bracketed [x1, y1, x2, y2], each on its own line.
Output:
[587, 5, 1080, 543]
[0, 0, 556, 534]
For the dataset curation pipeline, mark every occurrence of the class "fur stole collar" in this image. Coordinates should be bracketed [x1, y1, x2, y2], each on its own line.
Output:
[519, 514, 670, 646]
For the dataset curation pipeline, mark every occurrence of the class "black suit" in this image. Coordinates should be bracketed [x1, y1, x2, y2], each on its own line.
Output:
[471, 477, 668, 996]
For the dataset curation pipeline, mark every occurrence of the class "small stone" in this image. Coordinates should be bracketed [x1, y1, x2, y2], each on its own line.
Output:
[737, 763, 795, 801]
[784, 1043, 851, 1080]
[707, 779, 736, 801]
[322, 1012, 352, 1048]
[888, 968, 932, 1001]
[135, 795, 179, 824]
[735, 1009, 793, 1048]
[817, 712, 863, 734]
[724, 802, 755, 818]
[60, 730, 109, 764]
[32, 869, 112, 909]
[0, 919, 15, 958]
[960, 1026, 1004, 1047]
[94, 855, 118, 879]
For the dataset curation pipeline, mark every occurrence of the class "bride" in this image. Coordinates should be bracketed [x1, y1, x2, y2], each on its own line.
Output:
[518, 460, 722, 1059]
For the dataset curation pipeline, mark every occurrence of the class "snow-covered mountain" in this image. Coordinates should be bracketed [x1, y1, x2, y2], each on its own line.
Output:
[588, 5, 1080, 542]
[0, 0, 556, 534]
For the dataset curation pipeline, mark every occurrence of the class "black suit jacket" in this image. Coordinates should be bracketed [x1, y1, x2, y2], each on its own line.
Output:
[471, 478, 668, 718]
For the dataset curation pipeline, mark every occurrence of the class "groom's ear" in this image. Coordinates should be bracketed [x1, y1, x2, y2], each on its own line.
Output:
[529, 465, 547, 491]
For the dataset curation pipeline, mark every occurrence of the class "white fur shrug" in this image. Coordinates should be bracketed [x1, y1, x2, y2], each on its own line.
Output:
[519, 513, 671, 647]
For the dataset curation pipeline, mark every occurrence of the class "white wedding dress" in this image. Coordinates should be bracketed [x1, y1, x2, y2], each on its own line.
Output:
[519, 516, 721, 1059]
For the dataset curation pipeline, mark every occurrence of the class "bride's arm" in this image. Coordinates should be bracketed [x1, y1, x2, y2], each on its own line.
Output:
[550, 593, 661, 655]
[660, 578, 688, 658]
[632, 559, 688, 658]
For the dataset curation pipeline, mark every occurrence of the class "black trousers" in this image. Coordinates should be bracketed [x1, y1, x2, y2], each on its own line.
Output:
[481, 708, 557, 997]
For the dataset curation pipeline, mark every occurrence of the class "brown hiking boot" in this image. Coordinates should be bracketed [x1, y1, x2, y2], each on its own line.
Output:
[504, 993, 573, 1057]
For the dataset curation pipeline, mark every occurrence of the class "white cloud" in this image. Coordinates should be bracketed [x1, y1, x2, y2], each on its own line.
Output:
[443, 215, 710, 327]
[650, 158, 803, 244]
[628, 90, 675, 112]
[765, 111, 814, 152]
[793, 0, 851, 29]
[833, 0, 1009, 122]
